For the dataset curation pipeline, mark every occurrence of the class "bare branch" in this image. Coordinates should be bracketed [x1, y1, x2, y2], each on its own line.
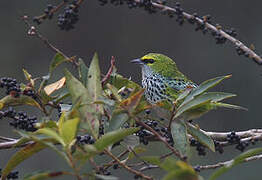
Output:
[128, 0, 262, 65]
[104, 149, 153, 180]
[195, 154, 262, 171]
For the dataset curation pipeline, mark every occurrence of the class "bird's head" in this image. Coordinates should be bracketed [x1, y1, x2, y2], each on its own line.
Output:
[131, 53, 180, 78]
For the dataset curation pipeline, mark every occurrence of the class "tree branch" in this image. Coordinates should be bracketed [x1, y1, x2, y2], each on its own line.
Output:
[195, 154, 262, 171]
[104, 149, 153, 180]
[107, 0, 262, 65]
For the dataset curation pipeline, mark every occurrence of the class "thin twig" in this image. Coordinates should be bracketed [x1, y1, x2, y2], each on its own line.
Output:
[104, 149, 153, 180]
[195, 154, 262, 171]
[103, 150, 129, 170]
[21, 15, 77, 65]
[102, 56, 116, 87]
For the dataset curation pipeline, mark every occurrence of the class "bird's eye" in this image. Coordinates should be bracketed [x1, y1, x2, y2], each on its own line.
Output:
[143, 59, 155, 64]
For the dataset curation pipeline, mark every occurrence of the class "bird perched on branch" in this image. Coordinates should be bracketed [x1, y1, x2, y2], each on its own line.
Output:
[131, 53, 243, 120]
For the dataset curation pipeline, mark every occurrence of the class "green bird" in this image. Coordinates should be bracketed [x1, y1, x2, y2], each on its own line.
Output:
[131, 53, 197, 104]
[131, 53, 243, 120]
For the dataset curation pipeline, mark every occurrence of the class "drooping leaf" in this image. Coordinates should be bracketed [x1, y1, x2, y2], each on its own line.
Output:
[106, 112, 129, 133]
[64, 69, 89, 105]
[59, 118, 79, 146]
[181, 75, 232, 107]
[78, 58, 89, 87]
[0, 95, 41, 110]
[123, 135, 140, 149]
[186, 123, 215, 152]
[24, 171, 66, 180]
[94, 127, 140, 152]
[44, 77, 66, 95]
[36, 128, 65, 147]
[170, 120, 189, 157]
[49, 53, 67, 75]
[209, 148, 262, 180]
[1, 142, 46, 180]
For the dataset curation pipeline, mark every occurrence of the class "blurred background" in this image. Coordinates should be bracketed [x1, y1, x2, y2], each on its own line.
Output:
[0, 0, 262, 179]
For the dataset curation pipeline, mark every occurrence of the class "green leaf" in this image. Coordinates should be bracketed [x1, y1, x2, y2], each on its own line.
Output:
[0, 95, 41, 110]
[78, 58, 89, 87]
[209, 148, 262, 180]
[49, 53, 67, 75]
[94, 127, 140, 151]
[181, 75, 231, 107]
[108, 73, 141, 91]
[24, 171, 66, 180]
[170, 120, 189, 156]
[175, 92, 235, 119]
[1, 142, 46, 179]
[64, 69, 89, 105]
[59, 118, 79, 145]
[87, 52, 102, 102]
[64, 69, 97, 137]
[186, 123, 215, 152]
[123, 135, 140, 149]
[161, 160, 198, 180]
[36, 128, 65, 147]
[106, 112, 129, 133]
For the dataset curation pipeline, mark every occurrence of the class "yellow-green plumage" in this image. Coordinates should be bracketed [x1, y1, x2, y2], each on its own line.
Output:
[131, 53, 197, 104]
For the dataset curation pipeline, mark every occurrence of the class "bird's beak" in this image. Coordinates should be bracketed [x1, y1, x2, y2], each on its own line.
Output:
[130, 58, 143, 65]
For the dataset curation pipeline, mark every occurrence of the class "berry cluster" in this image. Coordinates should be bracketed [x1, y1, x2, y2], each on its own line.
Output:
[0, 168, 19, 179]
[160, 127, 174, 146]
[136, 119, 161, 145]
[76, 134, 95, 144]
[0, 77, 37, 99]
[33, 4, 56, 25]
[174, 2, 184, 25]
[0, 107, 37, 132]
[58, 1, 79, 31]
[190, 138, 206, 156]
[0, 77, 21, 98]
[227, 131, 250, 152]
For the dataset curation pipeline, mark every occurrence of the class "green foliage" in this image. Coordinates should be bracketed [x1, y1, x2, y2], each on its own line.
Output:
[0, 52, 251, 180]
[171, 120, 189, 156]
